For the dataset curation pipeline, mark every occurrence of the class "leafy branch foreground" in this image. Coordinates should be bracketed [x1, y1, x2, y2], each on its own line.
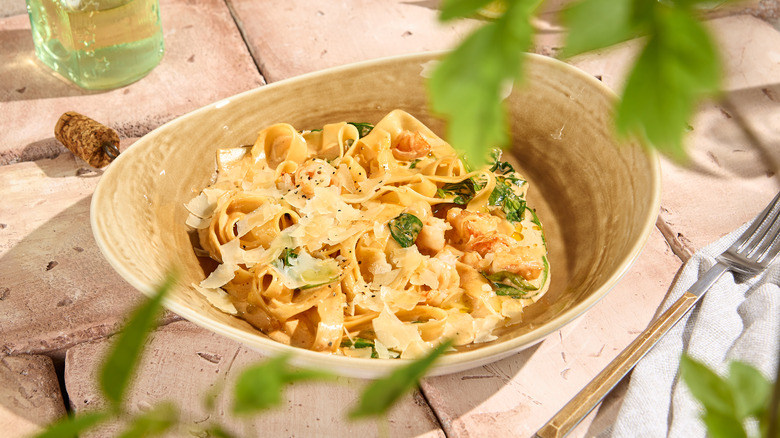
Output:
[431, 0, 722, 167]
[681, 355, 779, 438]
[35, 275, 452, 438]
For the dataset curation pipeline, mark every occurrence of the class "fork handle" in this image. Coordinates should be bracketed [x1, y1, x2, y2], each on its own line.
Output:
[535, 262, 729, 438]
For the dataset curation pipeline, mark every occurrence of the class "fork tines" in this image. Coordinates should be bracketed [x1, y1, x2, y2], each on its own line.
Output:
[729, 191, 780, 271]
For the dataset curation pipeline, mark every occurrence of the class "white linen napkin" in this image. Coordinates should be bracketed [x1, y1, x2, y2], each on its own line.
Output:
[601, 219, 780, 437]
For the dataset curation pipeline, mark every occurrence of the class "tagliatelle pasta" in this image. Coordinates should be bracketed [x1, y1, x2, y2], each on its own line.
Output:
[186, 110, 550, 359]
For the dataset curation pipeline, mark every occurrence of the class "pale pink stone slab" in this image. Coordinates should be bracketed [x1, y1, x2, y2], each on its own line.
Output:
[228, 0, 482, 82]
[65, 320, 445, 437]
[0, 355, 67, 438]
[0, 0, 264, 163]
[0, 151, 179, 358]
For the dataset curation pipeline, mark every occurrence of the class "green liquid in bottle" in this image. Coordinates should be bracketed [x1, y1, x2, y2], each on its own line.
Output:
[26, 0, 165, 90]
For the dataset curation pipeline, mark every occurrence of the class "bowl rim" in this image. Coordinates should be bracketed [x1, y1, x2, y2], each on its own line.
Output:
[91, 51, 662, 378]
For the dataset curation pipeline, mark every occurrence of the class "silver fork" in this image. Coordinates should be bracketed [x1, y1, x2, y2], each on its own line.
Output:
[536, 190, 780, 438]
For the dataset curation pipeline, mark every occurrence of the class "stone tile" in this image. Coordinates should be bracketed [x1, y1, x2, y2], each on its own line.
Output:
[0, 0, 264, 163]
[420, 229, 682, 437]
[566, 15, 780, 257]
[658, 15, 780, 256]
[0, 152, 179, 358]
[229, 0, 482, 82]
[65, 320, 445, 437]
[0, 0, 25, 18]
[0, 354, 67, 438]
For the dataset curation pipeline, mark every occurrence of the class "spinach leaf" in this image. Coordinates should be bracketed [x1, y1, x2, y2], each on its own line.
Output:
[482, 270, 538, 298]
[340, 338, 379, 358]
[485, 149, 527, 222]
[488, 148, 516, 175]
[436, 178, 481, 205]
[488, 176, 526, 223]
[388, 213, 423, 248]
[348, 122, 374, 138]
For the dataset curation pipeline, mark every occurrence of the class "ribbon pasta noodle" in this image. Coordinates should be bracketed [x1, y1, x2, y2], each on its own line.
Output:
[186, 110, 550, 359]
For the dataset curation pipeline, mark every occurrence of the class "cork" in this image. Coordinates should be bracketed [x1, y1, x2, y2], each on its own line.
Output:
[54, 111, 120, 168]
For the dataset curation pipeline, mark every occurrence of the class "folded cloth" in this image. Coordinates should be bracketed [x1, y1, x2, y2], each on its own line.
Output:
[601, 220, 780, 437]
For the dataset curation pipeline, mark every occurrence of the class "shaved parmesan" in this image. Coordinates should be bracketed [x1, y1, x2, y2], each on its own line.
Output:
[473, 315, 503, 343]
[271, 250, 340, 290]
[235, 202, 283, 237]
[373, 305, 429, 356]
[193, 284, 238, 315]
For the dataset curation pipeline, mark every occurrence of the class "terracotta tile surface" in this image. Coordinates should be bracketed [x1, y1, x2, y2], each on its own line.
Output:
[0, 152, 155, 358]
[0, 0, 264, 164]
[0, 355, 67, 438]
[0, 0, 25, 18]
[228, 0, 481, 82]
[2, 1, 780, 436]
[65, 321, 445, 437]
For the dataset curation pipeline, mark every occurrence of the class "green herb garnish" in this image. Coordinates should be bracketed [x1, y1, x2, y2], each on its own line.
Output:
[525, 206, 546, 248]
[436, 178, 480, 205]
[482, 270, 538, 298]
[388, 213, 423, 248]
[340, 338, 379, 358]
[488, 148, 516, 175]
[279, 247, 298, 267]
[408, 158, 422, 169]
[488, 177, 526, 222]
[486, 149, 527, 223]
[348, 122, 374, 138]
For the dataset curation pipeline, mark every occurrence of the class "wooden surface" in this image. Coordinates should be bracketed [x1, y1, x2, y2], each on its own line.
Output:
[1, 1, 780, 436]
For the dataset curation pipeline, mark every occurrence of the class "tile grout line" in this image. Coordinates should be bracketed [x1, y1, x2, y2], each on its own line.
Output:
[416, 383, 452, 437]
[223, 0, 269, 83]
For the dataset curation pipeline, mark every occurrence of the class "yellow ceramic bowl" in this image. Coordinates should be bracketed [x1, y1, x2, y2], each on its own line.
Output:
[91, 52, 661, 378]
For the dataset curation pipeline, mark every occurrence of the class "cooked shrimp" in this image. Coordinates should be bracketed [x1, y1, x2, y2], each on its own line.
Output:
[393, 130, 431, 161]
[405, 201, 451, 254]
[445, 207, 511, 244]
[467, 233, 544, 280]
[293, 160, 339, 196]
[447, 207, 543, 280]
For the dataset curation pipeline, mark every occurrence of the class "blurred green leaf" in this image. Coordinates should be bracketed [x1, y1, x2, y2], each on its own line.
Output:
[33, 411, 110, 438]
[439, 0, 496, 21]
[561, 0, 649, 57]
[202, 424, 238, 438]
[100, 274, 175, 408]
[349, 340, 453, 419]
[701, 410, 747, 438]
[615, 2, 720, 159]
[430, 0, 539, 168]
[232, 354, 335, 414]
[680, 354, 736, 416]
[727, 361, 772, 419]
[117, 402, 178, 438]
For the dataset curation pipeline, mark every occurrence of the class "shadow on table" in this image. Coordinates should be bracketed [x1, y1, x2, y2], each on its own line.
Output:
[420, 343, 544, 434]
[661, 85, 780, 182]
[0, 28, 97, 103]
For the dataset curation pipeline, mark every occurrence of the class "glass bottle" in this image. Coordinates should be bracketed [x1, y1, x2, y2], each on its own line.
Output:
[26, 0, 165, 90]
